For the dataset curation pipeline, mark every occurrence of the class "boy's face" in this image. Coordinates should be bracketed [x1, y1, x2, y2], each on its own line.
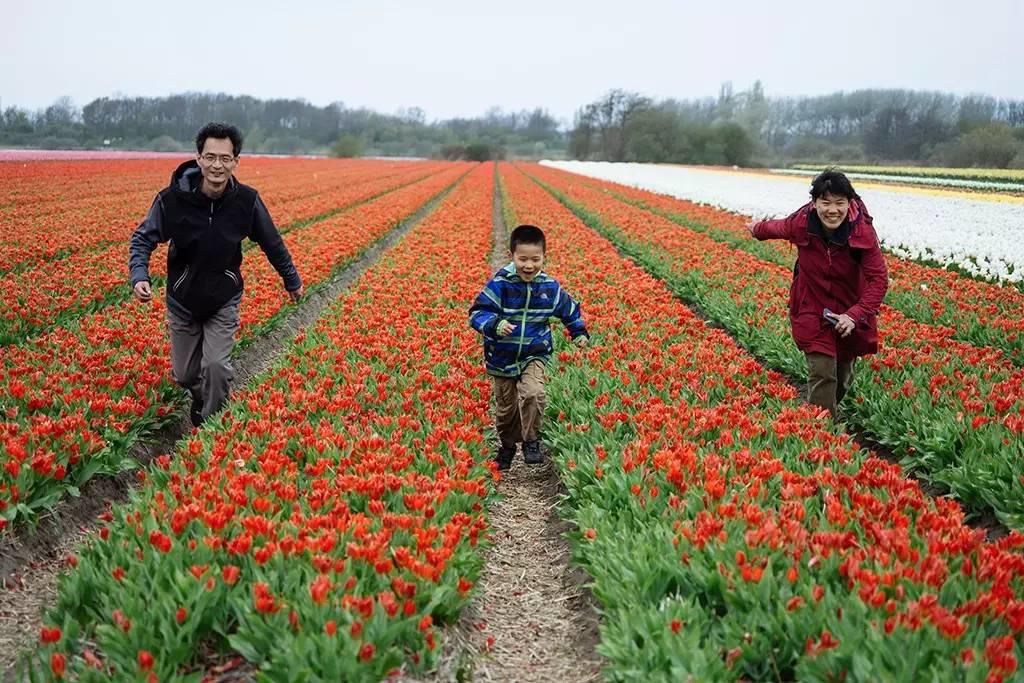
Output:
[509, 242, 544, 282]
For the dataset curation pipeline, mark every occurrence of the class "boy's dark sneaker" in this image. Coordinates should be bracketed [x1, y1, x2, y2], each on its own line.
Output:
[190, 394, 205, 428]
[523, 441, 543, 465]
[495, 445, 515, 471]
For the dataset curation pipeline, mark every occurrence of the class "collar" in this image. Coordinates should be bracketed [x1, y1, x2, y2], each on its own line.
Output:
[808, 210, 851, 246]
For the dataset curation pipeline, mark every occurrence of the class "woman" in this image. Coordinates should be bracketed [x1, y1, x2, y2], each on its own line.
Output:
[748, 169, 889, 418]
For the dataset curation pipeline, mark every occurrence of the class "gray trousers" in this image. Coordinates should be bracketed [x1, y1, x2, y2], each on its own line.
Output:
[166, 295, 240, 421]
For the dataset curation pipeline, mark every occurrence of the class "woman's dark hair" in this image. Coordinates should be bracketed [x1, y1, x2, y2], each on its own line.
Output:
[509, 224, 546, 252]
[195, 122, 244, 157]
[810, 168, 858, 200]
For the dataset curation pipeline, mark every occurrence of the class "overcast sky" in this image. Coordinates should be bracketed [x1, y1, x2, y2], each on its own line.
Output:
[2, 0, 1021, 124]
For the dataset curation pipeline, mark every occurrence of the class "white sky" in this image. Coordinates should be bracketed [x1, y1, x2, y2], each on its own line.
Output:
[2, 0, 1021, 124]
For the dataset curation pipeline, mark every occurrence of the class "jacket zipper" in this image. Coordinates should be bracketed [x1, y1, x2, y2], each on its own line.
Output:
[172, 265, 189, 292]
[515, 281, 532, 365]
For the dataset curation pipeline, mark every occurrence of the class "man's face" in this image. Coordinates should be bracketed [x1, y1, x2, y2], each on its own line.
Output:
[813, 192, 850, 230]
[509, 242, 544, 282]
[197, 137, 238, 189]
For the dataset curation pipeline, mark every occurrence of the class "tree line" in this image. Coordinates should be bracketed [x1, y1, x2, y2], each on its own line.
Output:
[3, 85, 1023, 167]
[569, 83, 1024, 167]
[0, 94, 563, 160]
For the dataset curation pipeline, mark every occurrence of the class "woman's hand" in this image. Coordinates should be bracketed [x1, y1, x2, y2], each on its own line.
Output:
[835, 313, 856, 337]
[746, 216, 771, 238]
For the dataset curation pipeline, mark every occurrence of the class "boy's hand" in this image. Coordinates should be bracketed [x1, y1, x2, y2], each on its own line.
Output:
[496, 320, 515, 337]
[572, 335, 589, 348]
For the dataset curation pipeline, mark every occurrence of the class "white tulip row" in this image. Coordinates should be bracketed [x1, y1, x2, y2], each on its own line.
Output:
[541, 161, 1024, 284]
[771, 168, 1024, 193]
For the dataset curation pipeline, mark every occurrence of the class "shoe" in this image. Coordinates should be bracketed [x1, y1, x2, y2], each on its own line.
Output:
[190, 394, 205, 427]
[523, 441, 543, 465]
[494, 445, 514, 471]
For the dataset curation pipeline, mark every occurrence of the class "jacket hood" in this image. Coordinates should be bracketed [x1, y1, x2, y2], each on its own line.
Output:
[170, 159, 201, 191]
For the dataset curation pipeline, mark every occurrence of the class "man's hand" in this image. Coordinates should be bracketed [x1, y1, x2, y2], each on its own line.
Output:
[133, 281, 153, 303]
[496, 320, 515, 337]
[288, 285, 304, 303]
[835, 313, 856, 337]
[572, 335, 589, 349]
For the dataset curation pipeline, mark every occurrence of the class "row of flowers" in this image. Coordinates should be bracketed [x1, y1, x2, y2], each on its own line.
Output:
[23, 163, 498, 680]
[524, 162, 1024, 530]
[775, 168, 1024, 193]
[0, 162, 455, 345]
[542, 161, 1024, 284]
[500, 162, 1024, 682]
[0, 158, 437, 272]
[576, 172, 1024, 366]
[0, 164, 469, 527]
[789, 163, 1024, 186]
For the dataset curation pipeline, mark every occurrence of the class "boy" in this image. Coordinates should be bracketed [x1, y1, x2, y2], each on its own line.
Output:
[469, 224, 589, 470]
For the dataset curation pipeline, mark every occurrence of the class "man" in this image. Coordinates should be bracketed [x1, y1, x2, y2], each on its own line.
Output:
[129, 122, 303, 426]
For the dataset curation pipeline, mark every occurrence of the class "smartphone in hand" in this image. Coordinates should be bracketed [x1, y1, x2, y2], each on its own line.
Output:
[823, 308, 841, 326]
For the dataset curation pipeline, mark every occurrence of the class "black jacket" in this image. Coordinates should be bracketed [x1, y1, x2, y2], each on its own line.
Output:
[128, 160, 302, 320]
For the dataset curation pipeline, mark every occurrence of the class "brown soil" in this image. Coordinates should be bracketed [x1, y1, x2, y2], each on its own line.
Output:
[416, 165, 603, 683]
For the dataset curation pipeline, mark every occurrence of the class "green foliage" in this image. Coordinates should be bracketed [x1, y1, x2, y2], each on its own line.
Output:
[931, 123, 1024, 168]
[440, 144, 465, 160]
[463, 141, 494, 161]
[147, 135, 187, 152]
[0, 94, 566, 158]
[330, 134, 363, 158]
[570, 86, 1024, 167]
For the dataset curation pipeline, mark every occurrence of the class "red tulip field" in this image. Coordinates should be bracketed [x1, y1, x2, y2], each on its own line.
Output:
[2, 156, 1022, 681]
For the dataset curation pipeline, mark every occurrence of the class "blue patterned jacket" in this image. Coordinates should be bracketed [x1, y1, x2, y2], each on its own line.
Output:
[469, 264, 588, 377]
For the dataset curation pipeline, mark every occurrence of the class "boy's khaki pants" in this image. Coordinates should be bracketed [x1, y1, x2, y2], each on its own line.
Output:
[493, 361, 546, 448]
[806, 352, 855, 417]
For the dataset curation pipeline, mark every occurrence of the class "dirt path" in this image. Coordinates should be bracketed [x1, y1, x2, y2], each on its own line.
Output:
[0, 178, 463, 677]
[427, 166, 602, 683]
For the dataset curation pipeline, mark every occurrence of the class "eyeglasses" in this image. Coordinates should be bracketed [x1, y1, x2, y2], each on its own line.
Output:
[199, 153, 237, 165]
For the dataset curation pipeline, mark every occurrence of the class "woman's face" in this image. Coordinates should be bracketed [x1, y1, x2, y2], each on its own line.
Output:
[814, 192, 850, 230]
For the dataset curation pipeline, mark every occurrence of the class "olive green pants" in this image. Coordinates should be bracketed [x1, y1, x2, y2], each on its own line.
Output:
[806, 353, 856, 417]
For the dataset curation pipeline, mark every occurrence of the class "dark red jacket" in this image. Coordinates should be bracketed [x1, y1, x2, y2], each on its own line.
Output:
[753, 199, 888, 361]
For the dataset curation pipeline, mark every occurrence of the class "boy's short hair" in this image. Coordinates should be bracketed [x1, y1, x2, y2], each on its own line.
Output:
[810, 168, 858, 201]
[196, 122, 244, 157]
[509, 224, 546, 252]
